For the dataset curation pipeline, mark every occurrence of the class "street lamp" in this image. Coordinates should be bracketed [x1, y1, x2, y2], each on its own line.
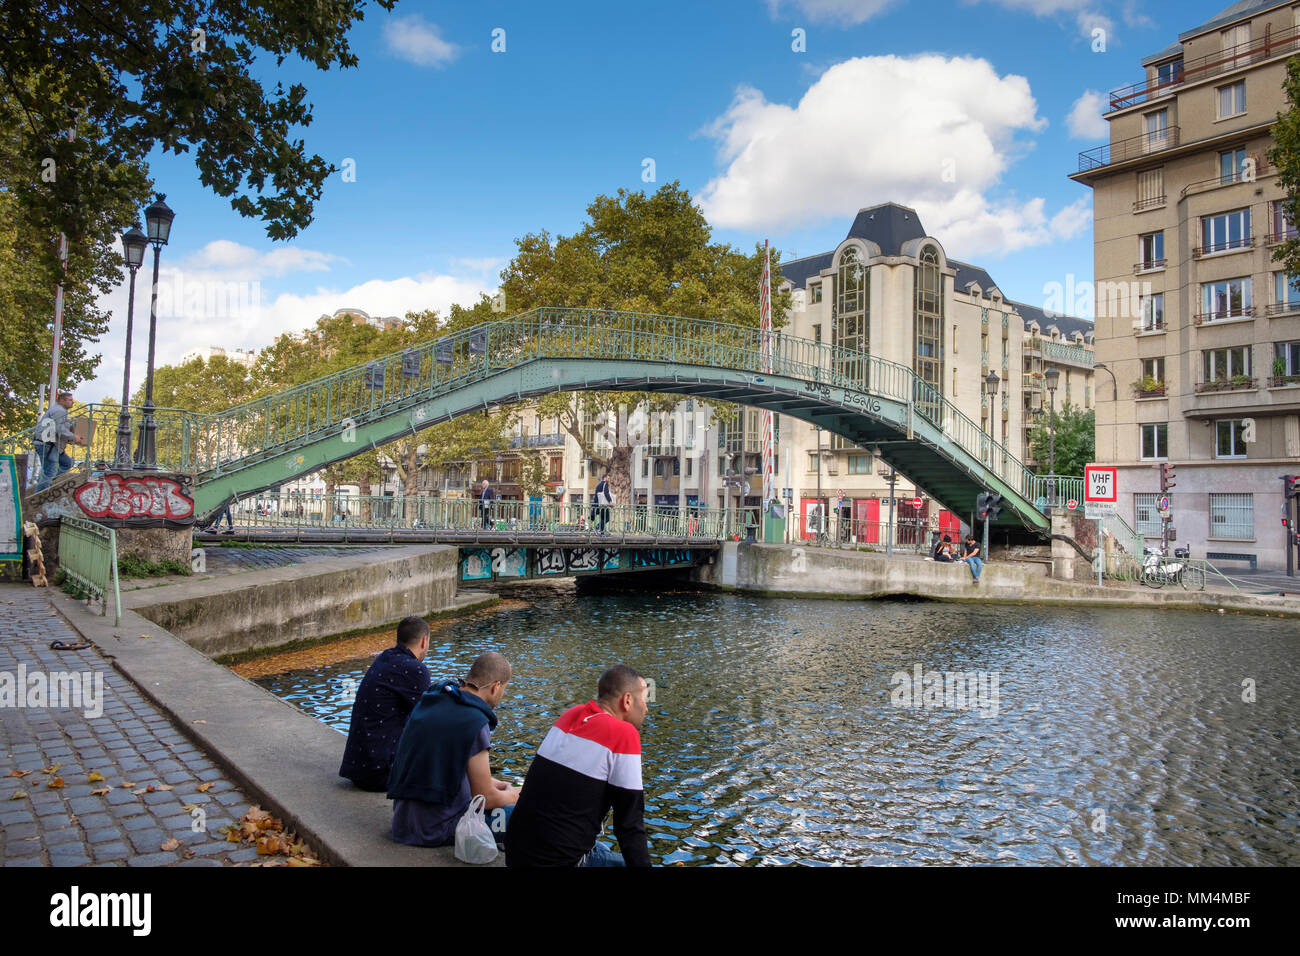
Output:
[814, 426, 827, 540]
[1093, 362, 1119, 464]
[983, 371, 999, 465]
[1045, 366, 1060, 512]
[113, 223, 148, 468]
[134, 194, 174, 469]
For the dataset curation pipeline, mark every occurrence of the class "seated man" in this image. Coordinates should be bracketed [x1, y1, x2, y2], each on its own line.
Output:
[934, 535, 955, 562]
[387, 652, 520, 847]
[506, 665, 652, 867]
[961, 533, 984, 583]
[339, 616, 433, 791]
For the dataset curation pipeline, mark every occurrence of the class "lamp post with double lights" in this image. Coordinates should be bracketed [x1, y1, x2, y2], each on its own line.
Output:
[113, 223, 148, 468]
[1045, 366, 1061, 512]
[135, 195, 174, 469]
[1092, 362, 1119, 463]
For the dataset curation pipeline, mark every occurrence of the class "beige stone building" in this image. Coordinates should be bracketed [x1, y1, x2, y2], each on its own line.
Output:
[1070, 0, 1300, 570]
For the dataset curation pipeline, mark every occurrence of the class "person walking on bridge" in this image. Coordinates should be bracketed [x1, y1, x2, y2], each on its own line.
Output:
[479, 478, 497, 530]
[593, 472, 613, 534]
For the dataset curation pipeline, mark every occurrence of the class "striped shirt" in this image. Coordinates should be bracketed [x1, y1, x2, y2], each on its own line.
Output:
[506, 701, 650, 867]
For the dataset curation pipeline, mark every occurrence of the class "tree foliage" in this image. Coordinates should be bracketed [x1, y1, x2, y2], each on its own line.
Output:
[1270, 55, 1300, 279]
[1028, 401, 1095, 477]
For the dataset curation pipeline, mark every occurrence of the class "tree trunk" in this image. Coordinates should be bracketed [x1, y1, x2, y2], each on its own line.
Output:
[607, 445, 633, 522]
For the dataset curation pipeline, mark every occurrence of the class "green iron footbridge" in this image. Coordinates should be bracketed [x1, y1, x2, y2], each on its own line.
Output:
[6, 307, 1079, 532]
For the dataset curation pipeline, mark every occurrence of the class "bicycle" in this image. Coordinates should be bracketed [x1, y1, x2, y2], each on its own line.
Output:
[1141, 546, 1202, 590]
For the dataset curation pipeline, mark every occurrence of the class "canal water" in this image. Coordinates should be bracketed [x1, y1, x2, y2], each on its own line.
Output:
[254, 585, 1299, 866]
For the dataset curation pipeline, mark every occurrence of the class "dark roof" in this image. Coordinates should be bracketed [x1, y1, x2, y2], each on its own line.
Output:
[844, 202, 928, 256]
[776, 203, 1089, 330]
[776, 252, 832, 289]
[1177, 0, 1286, 41]
[1140, 41, 1184, 67]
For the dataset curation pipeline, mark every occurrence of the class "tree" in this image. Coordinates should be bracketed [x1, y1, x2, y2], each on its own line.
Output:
[501, 181, 791, 504]
[1270, 55, 1300, 279]
[1028, 401, 1095, 477]
[0, 1, 392, 432]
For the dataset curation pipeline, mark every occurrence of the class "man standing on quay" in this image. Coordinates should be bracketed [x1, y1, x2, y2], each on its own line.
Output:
[338, 616, 432, 791]
[479, 478, 497, 530]
[506, 665, 652, 867]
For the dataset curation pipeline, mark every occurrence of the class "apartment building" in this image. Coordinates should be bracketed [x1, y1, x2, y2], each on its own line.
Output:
[776, 202, 1093, 537]
[1069, 0, 1300, 570]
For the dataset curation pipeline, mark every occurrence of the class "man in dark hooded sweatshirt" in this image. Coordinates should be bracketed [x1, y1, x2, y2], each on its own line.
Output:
[387, 651, 520, 847]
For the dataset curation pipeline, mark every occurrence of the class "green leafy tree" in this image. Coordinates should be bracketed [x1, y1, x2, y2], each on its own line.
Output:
[1271, 55, 1300, 279]
[502, 181, 791, 503]
[1028, 401, 1095, 477]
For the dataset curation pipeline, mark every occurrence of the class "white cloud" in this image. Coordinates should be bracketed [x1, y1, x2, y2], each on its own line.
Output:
[383, 15, 459, 68]
[698, 54, 1086, 258]
[966, 0, 1118, 41]
[450, 256, 506, 273]
[73, 252, 492, 405]
[1066, 90, 1109, 139]
[765, 0, 897, 24]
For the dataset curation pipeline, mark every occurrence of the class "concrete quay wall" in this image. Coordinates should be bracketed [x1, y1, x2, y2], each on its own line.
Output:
[694, 542, 1300, 617]
[126, 545, 460, 657]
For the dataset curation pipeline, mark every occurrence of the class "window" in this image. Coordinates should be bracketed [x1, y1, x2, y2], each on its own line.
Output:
[1201, 277, 1251, 320]
[1139, 423, 1167, 460]
[808, 452, 820, 473]
[1215, 419, 1249, 458]
[1136, 167, 1165, 209]
[1203, 346, 1251, 381]
[952, 367, 958, 397]
[1219, 147, 1247, 184]
[835, 247, 869, 386]
[1201, 208, 1250, 254]
[810, 283, 822, 303]
[1275, 273, 1300, 308]
[685, 458, 693, 477]
[1209, 493, 1253, 539]
[578, 460, 586, 480]
[1272, 201, 1297, 240]
[1144, 109, 1169, 151]
[1134, 493, 1162, 536]
[914, 247, 944, 411]
[653, 458, 664, 477]
[1138, 231, 1164, 269]
[1221, 23, 1250, 68]
[1156, 59, 1183, 89]
[671, 458, 680, 476]
[641, 457, 649, 478]
[1275, 340, 1300, 376]
[1142, 356, 1166, 382]
[1217, 81, 1246, 118]
[813, 324, 822, 344]
[1084, 384, 1092, 408]
[848, 454, 871, 475]
[1140, 293, 1165, 331]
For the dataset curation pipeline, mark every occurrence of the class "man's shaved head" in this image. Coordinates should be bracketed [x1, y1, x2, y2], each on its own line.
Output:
[597, 664, 643, 704]
[466, 651, 512, 688]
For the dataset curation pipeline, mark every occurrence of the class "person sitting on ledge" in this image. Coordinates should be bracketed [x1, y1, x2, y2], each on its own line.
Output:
[386, 652, 520, 847]
[933, 535, 955, 563]
[338, 616, 432, 791]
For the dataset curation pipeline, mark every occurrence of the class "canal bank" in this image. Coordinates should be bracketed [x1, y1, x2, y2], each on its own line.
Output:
[692, 543, 1300, 618]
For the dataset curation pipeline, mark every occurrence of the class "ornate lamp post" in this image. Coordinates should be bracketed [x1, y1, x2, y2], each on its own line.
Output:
[135, 194, 174, 469]
[1045, 366, 1061, 512]
[983, 371, 999, 469]
[113, 223, 148, 468]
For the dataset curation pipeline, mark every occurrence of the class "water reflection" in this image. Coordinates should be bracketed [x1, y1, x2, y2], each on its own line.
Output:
[255, 586, 1300, 865]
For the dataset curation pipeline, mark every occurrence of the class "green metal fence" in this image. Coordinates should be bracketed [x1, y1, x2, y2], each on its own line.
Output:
[58, 517, 121, 625]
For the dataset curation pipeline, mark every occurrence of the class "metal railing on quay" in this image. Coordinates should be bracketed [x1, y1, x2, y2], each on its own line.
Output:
[57, 517, 121, 625]
[0, 403, 198, 480]
[795, 515, 941, 554]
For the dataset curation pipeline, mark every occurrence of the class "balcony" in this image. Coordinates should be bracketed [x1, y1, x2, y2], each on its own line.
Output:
[1133, 258, 1166, 274]
[1022, 338, 1041, 354]
[1265, 301, 1300, 317]
[1193, 308, 1254, 326]
[508, 431, 566, 449]
[1133, 383, 1167, 398]
[1133, 194, 1166, 212]
[1042, 340, 1095, 368]
[1195, 377, 1256, 394]
[1192, 237, 1253, 258]
[1023, 372, 1043, 390]
[1265, 230, 1298, 246]
[1180, 167, 1271, 201]
[1107, 24, 1300, 112]
[644, 443, 683, 457]
[1269, 374, 1300, 387]
[1078, 126, 1180, 173]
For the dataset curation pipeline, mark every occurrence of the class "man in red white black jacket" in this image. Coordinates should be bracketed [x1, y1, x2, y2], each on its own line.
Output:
[506, 665, 652, 867]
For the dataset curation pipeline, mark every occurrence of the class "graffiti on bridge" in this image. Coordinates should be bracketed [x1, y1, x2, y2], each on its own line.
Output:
[459, 546, 693, 580]
[74, 474, 195, 521]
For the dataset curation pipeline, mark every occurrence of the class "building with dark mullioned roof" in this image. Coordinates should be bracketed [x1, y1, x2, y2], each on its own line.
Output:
[774, 202, 1094, 537]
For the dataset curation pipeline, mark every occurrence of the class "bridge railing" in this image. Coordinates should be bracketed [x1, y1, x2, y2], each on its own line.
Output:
[213, 492, 728, 539]
[0, 403, 198, 481]
[57, 517, 122, 625]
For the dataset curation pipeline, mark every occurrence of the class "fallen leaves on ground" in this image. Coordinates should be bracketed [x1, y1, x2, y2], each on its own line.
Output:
[10, 791, 27, 800]
[90, 787, 111, 796]
[46, 777, 65, 789]
[196, 782, 214, 792]
[160, 838, 181, 851]
[218, 806, 323, 866]
[120, 781, 137, 789]
[130, 782, 174, 795]
[40, 764, 61, 775]
[5, 769, 31, 778]
[87, 771, 105, 783]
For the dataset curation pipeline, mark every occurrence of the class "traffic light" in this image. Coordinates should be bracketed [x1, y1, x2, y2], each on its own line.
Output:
[976, 492, 990, 519]
[987, 493, 1003, 521]
[1159, 463, 1177, 492]
[1283, 475, 1300, 499]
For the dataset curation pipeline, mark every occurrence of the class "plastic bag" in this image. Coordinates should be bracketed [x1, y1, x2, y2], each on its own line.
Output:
[454, 794, 499, 864]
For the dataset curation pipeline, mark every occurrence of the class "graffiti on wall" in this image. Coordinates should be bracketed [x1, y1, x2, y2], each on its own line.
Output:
[74, 475, 194, 521]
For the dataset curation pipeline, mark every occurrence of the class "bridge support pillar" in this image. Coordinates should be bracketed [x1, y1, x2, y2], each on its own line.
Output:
[1049, 511, 1076, 581]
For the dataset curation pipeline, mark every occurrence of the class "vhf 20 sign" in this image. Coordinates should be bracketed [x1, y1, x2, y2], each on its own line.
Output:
[1085, 466, 1118, 503]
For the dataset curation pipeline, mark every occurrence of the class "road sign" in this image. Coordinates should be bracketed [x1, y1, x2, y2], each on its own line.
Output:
[1084, 466, 1118, 503]
[1159, 495, 1170, 511]
[1066, 499, 1078, 510]
[1084, 501, 1116, 519]
[911, 497, 923, 509]
[1158, 508, 1171, 519]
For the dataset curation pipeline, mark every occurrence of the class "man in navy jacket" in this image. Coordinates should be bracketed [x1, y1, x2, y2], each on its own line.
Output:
[339, 617, 433, 791]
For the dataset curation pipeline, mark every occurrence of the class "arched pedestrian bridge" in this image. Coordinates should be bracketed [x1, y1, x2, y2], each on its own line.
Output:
[7, 308, 1067, 532]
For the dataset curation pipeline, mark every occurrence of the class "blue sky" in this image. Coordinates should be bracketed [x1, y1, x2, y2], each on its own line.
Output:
[78, 0, 1242, 401]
